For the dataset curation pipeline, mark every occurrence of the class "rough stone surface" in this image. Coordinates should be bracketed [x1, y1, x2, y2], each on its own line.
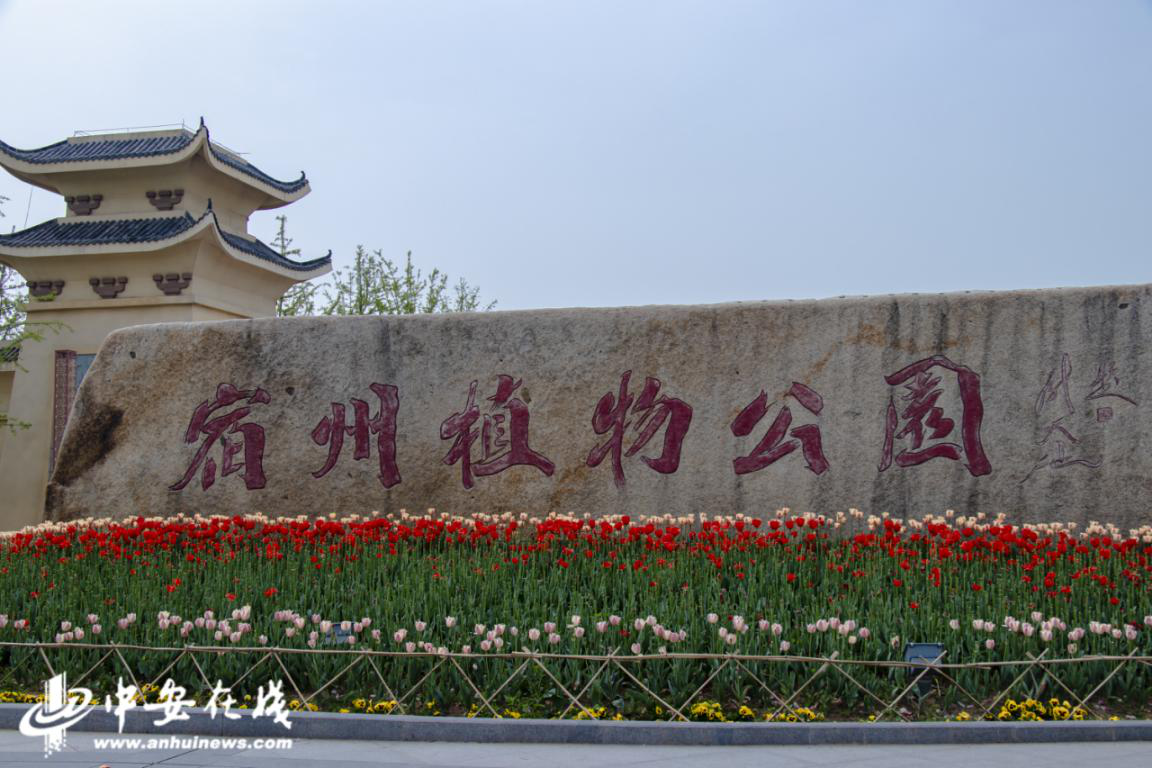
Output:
[46, 285, 1152, 529]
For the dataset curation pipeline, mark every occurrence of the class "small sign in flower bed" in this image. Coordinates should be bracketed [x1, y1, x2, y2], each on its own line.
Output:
[0, 509, 1149, 721]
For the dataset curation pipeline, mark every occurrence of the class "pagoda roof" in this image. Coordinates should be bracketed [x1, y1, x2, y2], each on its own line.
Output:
[0, 208, 331, 278]
[0, 120, 309, 206]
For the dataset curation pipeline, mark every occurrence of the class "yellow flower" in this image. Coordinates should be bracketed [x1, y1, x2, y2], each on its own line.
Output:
[352, 698, 367, 710]
[954, 711, 971, 721]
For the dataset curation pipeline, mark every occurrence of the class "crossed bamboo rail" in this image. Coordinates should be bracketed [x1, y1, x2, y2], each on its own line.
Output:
[0, 641, 1147, 723]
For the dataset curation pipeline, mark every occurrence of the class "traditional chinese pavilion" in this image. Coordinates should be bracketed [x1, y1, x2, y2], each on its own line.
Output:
[0, 120, 330, 528]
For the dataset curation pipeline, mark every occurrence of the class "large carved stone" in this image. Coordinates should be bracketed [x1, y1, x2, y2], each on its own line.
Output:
[47, 285, 1152, 530]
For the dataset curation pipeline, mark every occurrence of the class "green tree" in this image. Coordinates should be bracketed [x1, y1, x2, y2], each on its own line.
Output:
[1, 194, 65, 431]
[0, 194, 25, 346]
[272, 215, 319, 317]
[273, 217, 494, 317]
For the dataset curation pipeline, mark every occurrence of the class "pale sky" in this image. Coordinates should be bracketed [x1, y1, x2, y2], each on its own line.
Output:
[1, 0, 1150, 310]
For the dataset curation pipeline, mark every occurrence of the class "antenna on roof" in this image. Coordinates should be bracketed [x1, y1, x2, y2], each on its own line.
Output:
[73, 122, 187, 137]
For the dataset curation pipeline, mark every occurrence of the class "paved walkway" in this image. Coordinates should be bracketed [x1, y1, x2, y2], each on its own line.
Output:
[0, 730, 1149, 768]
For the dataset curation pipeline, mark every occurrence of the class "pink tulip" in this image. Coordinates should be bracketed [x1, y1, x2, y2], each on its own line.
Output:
[445, 616, 457, 628]
[631, 643, 643, 655]
[985, 639, 995, 650]
[414, 620, 427, 632]
[596, 621, 608, 633]
[528, 628, 541, 642]
[780, 641, 791, 652]
[609, 615, 621, 627]
[405, 641, 416, 653]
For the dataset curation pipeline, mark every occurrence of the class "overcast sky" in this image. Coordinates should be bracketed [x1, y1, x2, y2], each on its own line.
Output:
[1, 1, 1149, 310]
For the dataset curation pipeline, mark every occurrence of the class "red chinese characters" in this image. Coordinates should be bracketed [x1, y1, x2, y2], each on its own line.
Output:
[170, 383, 270, 492]
[732, 382, 829, 475]
[440, 375, 555, 489]
[311, 383, 401, 488]
[878, 356, 991, 477]
[587, 371, 693, 487]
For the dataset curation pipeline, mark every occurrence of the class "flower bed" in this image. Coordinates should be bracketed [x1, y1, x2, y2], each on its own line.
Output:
[0, 509, 1149, 720]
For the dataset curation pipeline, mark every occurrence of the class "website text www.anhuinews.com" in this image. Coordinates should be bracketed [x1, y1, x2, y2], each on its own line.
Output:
[92, 735, 293, 751]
